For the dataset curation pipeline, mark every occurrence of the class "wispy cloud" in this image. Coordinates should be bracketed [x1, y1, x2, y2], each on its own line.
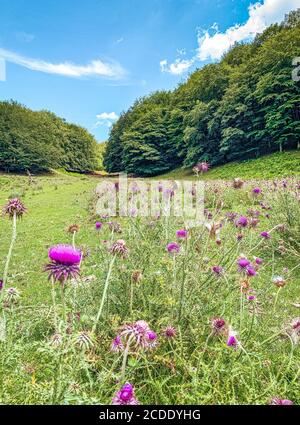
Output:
[160, 0, 299, 75]
[94, 112, 119, 128]
[0, 47, 126, 79]
[160, 58, 194, 75]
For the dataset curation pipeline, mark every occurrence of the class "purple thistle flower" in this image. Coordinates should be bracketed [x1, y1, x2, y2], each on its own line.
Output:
[3, 198, 27, 219]
[236, 216, 248, 228]
[112, 382, 139, 405]
[48, 245, 81, 264]
[227, 335, 237, 347]
[212, 318, 226, 333]
[95, 222, 102, 230]
[255, 257, 263, 265]
[246, 266, 257, 277]
[110, 335, 124, 352]
[119, 320, 157, 351]
[176, 229, 188, 239]
[212, 266, 223, 275]
[0, 279, 3, 291]
[167, 242, 180, 254]
[238, 258, 250, 269]
[260, 231, 270, 239]
[252, 187, 262, 195]
[44, 244, 81, 283]
[162, 326, 177, 338]
[270, 398, 293, 405]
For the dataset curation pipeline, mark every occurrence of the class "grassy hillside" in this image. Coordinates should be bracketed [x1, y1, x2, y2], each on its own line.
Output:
[158, 151, 300, 180]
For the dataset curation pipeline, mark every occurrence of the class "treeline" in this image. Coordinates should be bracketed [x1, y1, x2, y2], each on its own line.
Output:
[104, 9, 300, 176]
[0, 101, 101, 173]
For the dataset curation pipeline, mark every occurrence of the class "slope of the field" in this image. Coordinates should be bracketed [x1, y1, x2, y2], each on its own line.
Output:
[158, 151, 300, 180]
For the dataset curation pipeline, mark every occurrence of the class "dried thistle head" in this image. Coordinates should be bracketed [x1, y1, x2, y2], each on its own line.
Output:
[131, 270, 143, 283]
[109, 240, 129, 258]
[232, 178, 244, 189]
[67, 224, 80, 234]
[3, 198, 27, 219]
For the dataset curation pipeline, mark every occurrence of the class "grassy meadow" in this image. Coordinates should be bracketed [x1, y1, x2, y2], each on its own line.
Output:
[0, 165, 300, 405]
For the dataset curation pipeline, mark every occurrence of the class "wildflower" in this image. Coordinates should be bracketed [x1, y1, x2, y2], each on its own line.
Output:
[252, 187, 262, 195]
[232, 178, 244, 189]
[238, 258, 250, 269]
[167, 242, 180, 254]
[111, 335, 124, 352]
[204, 222, 222, 239]
[74, 331, 94, 351]
[216, 238, 222, 246]
[272, 276, 286, 288]
[260, 231, 270, 239]
[95, 222, 102, 230]
[50, 333, 63, 347]
[112, 382, 139, 405]
[226, 212, 237, 222]
[44, 244, 81, 283]
[236, 233, 243, 241]
[287, 318, 300, 344]
[131, 270, 143, 283]
[108, 221, 122, 233]
[0, 279, 3, 291]
[249, 218, 260, 228]
[119, 320, 157, 351]
[109, 240, 129, 258]
[212, 266, 223, 275]
[162, 326, 177, 338]
[5, 287, 20, 303]
[212, 318, 226, 334]
[236, 216, 248, 228]
[147, 330, 158, 348]
[194, 162, 210, 174]
[255, 257, 263, 265]
[176, 229, 188, 239]
[269, 398, 293, 405]
[247, 290, 256, 301]
[227, 329, 239, 348]
[67, 224, 79, 234]
[3, 198, 27, 219]
[246, 266, 257, 277]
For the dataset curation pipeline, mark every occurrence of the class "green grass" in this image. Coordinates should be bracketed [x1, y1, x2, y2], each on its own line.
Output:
[0, 172, 299, 405]
[159, 150, 300, 180]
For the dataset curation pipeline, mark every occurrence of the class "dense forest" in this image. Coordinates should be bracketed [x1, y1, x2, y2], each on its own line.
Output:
[0, 101, 101, 173]
[104, 9, 300, 176]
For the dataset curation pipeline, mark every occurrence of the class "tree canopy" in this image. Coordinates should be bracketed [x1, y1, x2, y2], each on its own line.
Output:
[0, 101, 100, 173]
[104, 9, 300, 176]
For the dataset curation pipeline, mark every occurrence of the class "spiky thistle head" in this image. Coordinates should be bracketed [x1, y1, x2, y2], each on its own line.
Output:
[119, 320, 157, 351]
[3, 198, 27, 219]
[44, 244, 81, 283]
[112, 382, 139, 405]
[67, 224, 80, 234]
[109, 239, 129, 258]
[74, 331, 94, 351]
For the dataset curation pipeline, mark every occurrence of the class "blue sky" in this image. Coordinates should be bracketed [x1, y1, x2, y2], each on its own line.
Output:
[0, 0, 298, 141]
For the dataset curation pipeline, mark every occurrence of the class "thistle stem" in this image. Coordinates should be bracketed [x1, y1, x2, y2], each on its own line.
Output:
[2, 212, 17, 291]
[92, 254, 116, 333]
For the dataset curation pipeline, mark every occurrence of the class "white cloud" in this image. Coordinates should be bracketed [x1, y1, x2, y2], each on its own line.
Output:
[96, 112, 119, 120]
[160, 0, 299, 75]
[160, 58, 194, 75]
[197, 0, 299, 61]
[0, 47, 126, 79]
[94, 112, 119, 128]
